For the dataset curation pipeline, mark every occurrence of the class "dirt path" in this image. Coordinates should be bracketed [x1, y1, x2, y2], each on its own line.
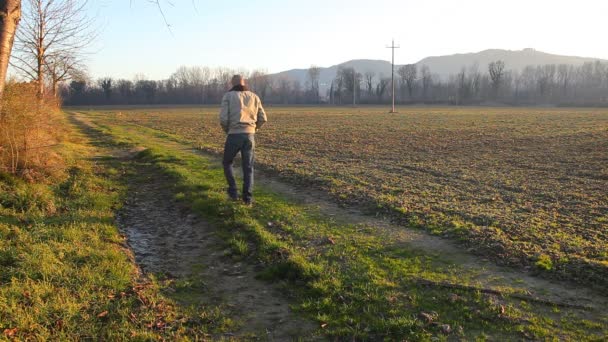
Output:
[72, 114, 318, 341]
[256, 176, 608, 310]
[117, 169, 316, 340]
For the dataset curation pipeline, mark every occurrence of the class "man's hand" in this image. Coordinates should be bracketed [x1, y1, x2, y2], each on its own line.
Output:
[219, 93, 230, 133]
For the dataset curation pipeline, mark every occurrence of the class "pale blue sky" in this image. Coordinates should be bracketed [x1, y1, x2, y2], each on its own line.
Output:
[86, 0, 608, 80]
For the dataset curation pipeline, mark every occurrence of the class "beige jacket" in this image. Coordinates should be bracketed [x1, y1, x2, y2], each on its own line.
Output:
[219, 89, 267, 134]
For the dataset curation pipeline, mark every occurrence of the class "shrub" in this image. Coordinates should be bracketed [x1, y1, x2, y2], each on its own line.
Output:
[0, 82, 66, 180]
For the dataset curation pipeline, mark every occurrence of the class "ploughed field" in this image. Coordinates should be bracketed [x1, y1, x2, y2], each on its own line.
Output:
[101, 106, 608, 286]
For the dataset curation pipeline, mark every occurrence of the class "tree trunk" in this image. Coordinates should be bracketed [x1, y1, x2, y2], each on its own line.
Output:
[37, 54, 44, 96]
[52, 78, 58, 97]
[0, 0, 21, 102]
[37, 3, 44, 98]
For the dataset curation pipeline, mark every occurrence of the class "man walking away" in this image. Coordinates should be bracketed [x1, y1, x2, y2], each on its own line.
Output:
[219, 75, 267, 205]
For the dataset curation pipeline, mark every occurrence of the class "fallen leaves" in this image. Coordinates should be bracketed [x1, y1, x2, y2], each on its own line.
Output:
[146, 320, 167, 330]
[3, 328, 17, 338]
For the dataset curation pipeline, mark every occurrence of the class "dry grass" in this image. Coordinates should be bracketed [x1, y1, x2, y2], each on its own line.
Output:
[0, 82, 66, 181]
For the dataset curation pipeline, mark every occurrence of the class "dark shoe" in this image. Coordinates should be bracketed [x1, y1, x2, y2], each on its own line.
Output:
[227, 188, 238, 201]
[242, 198, 253, 206]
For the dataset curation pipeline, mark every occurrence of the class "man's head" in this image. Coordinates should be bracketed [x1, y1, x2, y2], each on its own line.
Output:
[231, 75, 245, 87]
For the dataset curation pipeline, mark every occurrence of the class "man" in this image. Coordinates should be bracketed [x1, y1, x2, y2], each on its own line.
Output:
[219, 75, 267, 205]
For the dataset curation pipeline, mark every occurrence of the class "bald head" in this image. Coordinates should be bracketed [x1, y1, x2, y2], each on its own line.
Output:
[231, 75, 245, 87]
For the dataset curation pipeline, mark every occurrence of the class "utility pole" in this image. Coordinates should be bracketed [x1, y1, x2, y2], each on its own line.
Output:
[386, 39, 400, 113]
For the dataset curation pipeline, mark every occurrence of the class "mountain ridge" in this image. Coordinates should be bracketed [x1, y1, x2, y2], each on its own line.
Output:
[270, 48, 607, 93]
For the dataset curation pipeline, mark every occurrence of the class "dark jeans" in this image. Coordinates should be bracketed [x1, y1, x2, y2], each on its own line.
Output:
[222, 133, 255, 201]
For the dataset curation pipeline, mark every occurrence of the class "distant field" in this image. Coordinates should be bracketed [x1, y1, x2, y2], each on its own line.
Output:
[90, 106, 608, 286]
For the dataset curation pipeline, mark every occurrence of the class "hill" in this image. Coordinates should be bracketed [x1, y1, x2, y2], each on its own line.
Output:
[417, 48, 605, 78]
[270, 48, 607, 93]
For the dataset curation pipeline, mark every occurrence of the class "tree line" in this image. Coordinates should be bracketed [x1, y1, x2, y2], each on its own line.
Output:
[64, 60, 608, 107]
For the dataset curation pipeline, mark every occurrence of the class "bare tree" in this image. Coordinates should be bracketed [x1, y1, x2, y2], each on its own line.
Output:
[332, 67, 345, 104]
[511, 70, 522, 103]
[364, 70, 374, 101]
[468, 63, 481, 101]
[175, 65, 208, 103]
[353, 70, 362, 105]
[591, 61, 606, 88]
[277, 77, 291, 104]
[375, 76, 389, 103]
[456, 67, 470, 104]
[189, 66, 206, 97]
[249, 69, 269, 101]
[420, 65, 431, 101]
[11, 0, 96, 97]
[397, 65, 407, 101]
[557, 64, 573, 97]
[488, 60, 505, 100]
[117, 79, 132, 100]
[46, 52, 84, 97]
[337, 67, 360, 105]
[536, 64, 556, 99]
[398, 64, 417, 100]
[171, 66, 190, 88]
[0, 0, 21, 102]
[307, 65, 321, 103]
[215, 67, 233, 90]
[98, 77, 112, 100]
[291, 80, 302, 103]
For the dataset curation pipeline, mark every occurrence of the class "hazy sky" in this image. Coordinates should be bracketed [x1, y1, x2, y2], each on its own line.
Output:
[85, 0, 608, 80]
